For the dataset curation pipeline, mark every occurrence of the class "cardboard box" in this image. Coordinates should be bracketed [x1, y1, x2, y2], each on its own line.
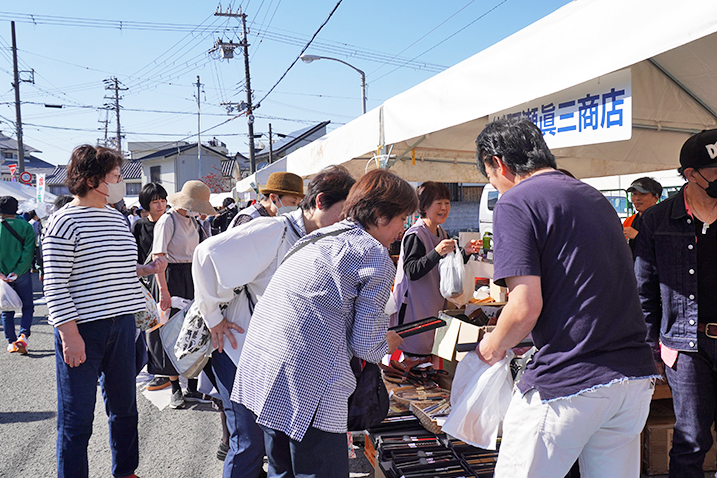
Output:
[643, 407, 717, 475]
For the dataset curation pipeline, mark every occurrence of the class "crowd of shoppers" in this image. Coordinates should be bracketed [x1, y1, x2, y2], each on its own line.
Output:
[5, 121, 709, 478]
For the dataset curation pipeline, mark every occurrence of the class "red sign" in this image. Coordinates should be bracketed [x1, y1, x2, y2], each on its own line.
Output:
[20, 171, 32, 184]
[8, 164, 16, 175]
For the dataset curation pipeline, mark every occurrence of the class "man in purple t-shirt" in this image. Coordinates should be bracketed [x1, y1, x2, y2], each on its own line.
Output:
[475, 119, 657, 478]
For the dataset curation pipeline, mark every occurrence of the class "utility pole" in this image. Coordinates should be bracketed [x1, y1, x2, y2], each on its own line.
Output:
[195, 75, 203, 179]
[268, 123, 273, 164]
[104, 77, 127, 154]
[98, 107, 110, 147]
[213, 6, 258, 173]
[11, 21, 30, 175]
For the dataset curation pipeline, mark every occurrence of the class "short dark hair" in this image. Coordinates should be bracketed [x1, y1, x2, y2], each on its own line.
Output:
[343, 169, 418, 229]
[53, 194, 74, 209]
[222, 197, 235, 208]
[417, 181, 450, 217]
[300, 165, 356, 213]
[66, 145, 124, 197]
[476, 118, 556, 177]
[139, 182, 168, 210]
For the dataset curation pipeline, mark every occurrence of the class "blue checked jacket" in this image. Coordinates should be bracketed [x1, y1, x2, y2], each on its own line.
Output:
[232, 220, 393, 441]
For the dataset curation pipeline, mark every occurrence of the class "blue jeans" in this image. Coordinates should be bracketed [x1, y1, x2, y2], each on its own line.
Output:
[2, 271, 34, 343]
[664, 332, 717, 478]
[55, 315, 138, 478]
[261, 423, 348, 478]
[212, 350, 265, 478]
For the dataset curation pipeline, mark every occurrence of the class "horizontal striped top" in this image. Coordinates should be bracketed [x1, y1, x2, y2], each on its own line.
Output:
[42, 204, 145, 327]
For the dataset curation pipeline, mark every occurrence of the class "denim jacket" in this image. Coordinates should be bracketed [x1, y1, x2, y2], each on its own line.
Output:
[635, 186, 699, 358]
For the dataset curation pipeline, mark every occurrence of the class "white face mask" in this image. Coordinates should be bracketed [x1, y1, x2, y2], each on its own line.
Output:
[99, 179, 126, 205]
[275, 197, 299, 216]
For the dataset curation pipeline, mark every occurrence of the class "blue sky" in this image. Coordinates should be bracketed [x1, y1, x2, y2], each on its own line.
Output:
[0, 0, 572, 166]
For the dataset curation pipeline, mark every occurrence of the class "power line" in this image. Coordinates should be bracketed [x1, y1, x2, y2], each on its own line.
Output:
[257, 0, 343, 107]
[366, 0, 476, 78]
[0, 12, 231, 32]
[371, 0, 509, 83]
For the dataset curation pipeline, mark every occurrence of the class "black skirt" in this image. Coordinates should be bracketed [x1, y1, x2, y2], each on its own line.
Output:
[146, 262, 194, 376]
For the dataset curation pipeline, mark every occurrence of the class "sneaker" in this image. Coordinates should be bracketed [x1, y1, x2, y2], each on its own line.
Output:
[7, 342, 18, 353]
[217, 441, 229, 461]
[146, 376, 171, 391]
[14, 335, 28, 354]
[184, 390, 212, 403]
[169, 389, 185, 409]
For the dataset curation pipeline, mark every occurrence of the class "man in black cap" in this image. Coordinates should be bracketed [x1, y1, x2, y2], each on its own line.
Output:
[635, 128, 717, 477]
[0, 196, 36, 354]
[622, 177, 663, 257]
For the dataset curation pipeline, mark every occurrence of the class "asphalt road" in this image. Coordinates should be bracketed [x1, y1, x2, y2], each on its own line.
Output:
[0, 274, 374, 478]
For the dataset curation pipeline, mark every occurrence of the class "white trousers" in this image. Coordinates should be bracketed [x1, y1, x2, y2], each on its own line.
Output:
[495, 378, 654, 478]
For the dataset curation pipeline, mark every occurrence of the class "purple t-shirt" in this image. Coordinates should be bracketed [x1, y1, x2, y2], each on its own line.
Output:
[493, 170, 656, 401]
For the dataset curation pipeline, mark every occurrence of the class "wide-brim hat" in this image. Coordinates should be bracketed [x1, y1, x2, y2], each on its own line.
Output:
[260, 172, 304, 197]
[167, 180, 216, 216]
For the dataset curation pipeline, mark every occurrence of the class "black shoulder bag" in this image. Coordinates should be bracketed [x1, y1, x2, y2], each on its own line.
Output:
[1, 219, 26, 247]
[282, 226, 390, 431]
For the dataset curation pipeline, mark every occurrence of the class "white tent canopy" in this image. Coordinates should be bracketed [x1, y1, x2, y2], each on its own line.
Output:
[283, 0, 717, 181]
[234, 160, 288, 195]
[0, 180, 57, 203]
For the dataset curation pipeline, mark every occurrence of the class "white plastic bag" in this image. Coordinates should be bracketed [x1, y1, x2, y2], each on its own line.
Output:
[0, 281, 22, 311]
[160, 300, 213, 378]
[441, 349, 514, 450]
[439, 241, 465, 299]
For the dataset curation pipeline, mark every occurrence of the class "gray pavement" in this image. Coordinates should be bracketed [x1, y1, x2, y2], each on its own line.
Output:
[0, 274, 374, 478]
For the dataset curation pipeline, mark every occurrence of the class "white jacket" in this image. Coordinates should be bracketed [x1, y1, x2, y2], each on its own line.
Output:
[192, 209, 305, 365]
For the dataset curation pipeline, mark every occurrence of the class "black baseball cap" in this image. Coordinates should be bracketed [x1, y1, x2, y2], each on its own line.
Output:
[626, 177, 662, 197]
[0, 196, 18, 215]
[680, 129, 717, 170]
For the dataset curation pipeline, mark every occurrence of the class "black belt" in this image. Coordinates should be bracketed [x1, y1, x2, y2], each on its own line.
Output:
[697, 323, 717, 338]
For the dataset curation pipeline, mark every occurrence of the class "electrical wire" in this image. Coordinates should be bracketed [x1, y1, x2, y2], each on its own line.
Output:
[250, 0, 282, 59]
[366, 0, 476, 77]
[371, 0, 509, 84]
[256, 0, 343, 107]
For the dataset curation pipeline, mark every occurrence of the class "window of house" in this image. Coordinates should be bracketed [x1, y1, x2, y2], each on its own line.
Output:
[49, 185, 70, 196]
[3, 152, 14, 159]
[125, 182, 142, 196]
[150, 165, 161, 183]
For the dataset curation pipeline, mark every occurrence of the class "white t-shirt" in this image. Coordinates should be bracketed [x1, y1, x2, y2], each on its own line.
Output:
[152, 210, 200, 263]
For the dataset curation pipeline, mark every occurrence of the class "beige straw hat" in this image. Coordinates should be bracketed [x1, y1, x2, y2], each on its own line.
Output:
[167, 180, 216, 216]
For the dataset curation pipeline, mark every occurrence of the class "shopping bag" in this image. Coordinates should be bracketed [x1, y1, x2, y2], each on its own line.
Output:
[160, 300, 214, 378]
[441, 349, 514, 450]
[347, 358, 389, 431]
[0, 281, 22, 311]
[133, 286, 160, 331]
[439, 241, 465, 299]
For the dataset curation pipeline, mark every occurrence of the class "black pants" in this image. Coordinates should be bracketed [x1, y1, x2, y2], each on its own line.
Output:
[261, 423, 348, 478]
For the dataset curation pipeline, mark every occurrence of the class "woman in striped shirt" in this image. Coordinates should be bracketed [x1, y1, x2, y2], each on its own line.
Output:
[43, 145, 145, 478]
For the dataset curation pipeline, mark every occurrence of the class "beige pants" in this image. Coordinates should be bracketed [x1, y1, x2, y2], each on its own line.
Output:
[495, 378, 654, 478]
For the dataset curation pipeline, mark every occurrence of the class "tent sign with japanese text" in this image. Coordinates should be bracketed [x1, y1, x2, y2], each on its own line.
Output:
[489, 69, 632, 150]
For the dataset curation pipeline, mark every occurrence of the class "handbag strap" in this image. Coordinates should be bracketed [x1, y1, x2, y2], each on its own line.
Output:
[1, 219, 25, 247]
[282, 227, 352, 264]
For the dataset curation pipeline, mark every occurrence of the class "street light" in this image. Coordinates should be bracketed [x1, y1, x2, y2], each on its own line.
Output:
[300, 54, 366, 115]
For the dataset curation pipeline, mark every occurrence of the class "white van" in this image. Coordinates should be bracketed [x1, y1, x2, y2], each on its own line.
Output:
[479, 171, 686, 235]
[479, 184, 499, 237]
